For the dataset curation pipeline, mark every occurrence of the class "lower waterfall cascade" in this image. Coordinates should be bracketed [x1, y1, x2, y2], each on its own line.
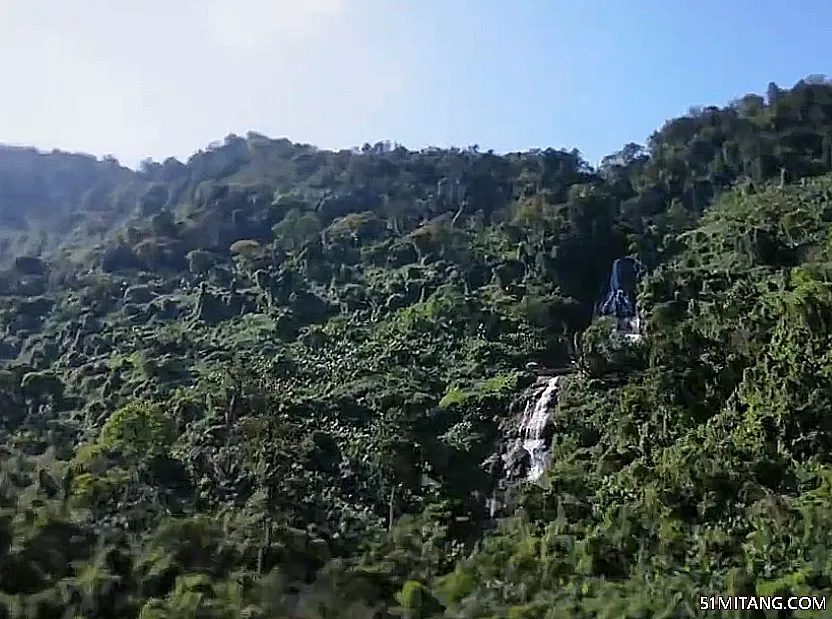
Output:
[516, 375, 561, 482]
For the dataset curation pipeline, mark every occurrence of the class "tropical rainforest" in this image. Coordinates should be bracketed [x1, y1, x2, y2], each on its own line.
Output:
[1, 76, 832, 618]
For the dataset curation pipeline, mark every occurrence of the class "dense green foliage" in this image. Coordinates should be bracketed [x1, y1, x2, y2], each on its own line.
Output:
[2, 77, 832, 617]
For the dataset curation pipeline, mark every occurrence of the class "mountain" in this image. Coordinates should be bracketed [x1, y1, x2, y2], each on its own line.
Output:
[1, 77, 832, 617]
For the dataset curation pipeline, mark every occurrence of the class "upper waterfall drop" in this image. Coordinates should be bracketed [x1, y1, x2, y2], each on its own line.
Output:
[597, 256, 646, 342]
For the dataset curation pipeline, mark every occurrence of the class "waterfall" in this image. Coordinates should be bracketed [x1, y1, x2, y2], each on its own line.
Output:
[483, 257, 649, 518]
[514, 375, 561, 482]
[521, 375, 560, 481]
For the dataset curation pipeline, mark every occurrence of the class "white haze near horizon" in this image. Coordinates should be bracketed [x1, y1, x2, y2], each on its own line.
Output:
[0, 0, 422, 168]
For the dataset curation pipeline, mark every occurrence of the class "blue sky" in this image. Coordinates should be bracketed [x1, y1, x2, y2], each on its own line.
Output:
[1, 0, 828, 168]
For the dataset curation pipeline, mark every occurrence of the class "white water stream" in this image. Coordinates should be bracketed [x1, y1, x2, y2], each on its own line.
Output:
[519, 375, 561, 481]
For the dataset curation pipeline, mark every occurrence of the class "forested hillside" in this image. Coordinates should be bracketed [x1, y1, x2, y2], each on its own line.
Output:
[1, 77, 832, 618]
